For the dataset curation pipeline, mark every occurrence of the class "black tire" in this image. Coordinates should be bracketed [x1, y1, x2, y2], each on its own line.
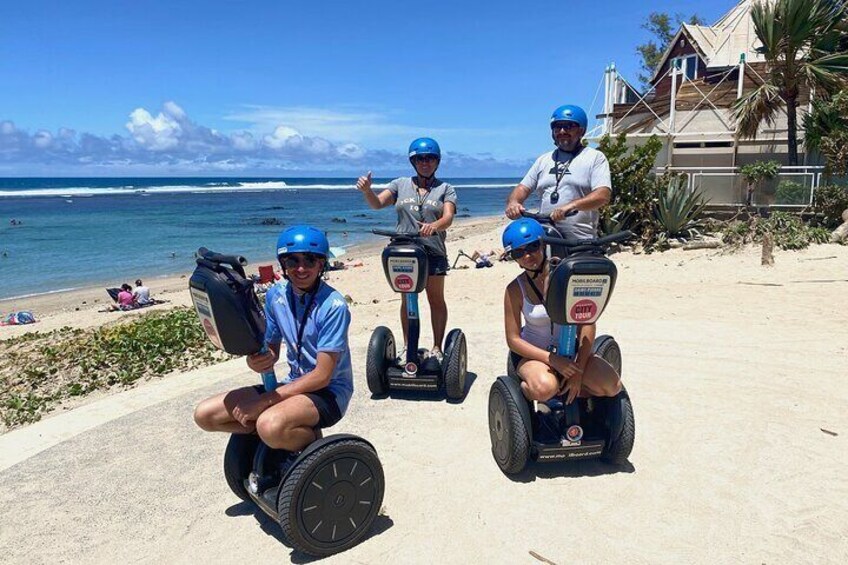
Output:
[593, 335, 622, 375]
[601, 389, 635, 465]
[366, 326, 394, 395]
[488, 378, 530, 475]
[443, 329, 467, 400]
[277, 439, 385, 557]
[223, 433, 260, 502]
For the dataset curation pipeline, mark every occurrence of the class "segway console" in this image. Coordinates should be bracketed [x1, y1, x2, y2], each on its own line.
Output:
[366, 230, 467, 400]
[488, 223, 636, 474]
[190, 248, 385, 557]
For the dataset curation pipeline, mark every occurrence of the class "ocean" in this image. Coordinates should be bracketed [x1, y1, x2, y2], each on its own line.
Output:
[0, 177, 518, 300]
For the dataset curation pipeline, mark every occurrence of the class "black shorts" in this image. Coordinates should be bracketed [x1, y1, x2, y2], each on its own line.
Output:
[252, 385, 342, 428]
[427, 252, 449, 276]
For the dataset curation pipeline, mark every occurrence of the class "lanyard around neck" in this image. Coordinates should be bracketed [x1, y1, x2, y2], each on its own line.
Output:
[286, 283, 319, 368]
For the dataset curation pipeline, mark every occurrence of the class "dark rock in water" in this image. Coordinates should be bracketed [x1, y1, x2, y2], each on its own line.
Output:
[260, 217, 283, 225]
[331, 217, 347, 223]
[264, 206, 286, 210]
[354, 213, 368, 218]
[457, 213, 471, 218]
[462, 207, 470, 211]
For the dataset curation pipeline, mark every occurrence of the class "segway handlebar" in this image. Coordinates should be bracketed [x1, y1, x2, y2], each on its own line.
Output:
[520, 209, 578, 223]
[372, 228, 425, 241]
[542, 230, 633, 250]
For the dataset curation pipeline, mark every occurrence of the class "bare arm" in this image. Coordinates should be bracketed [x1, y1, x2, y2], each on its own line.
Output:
[356, 171, 395, 210]
[505, 184, 533, 219]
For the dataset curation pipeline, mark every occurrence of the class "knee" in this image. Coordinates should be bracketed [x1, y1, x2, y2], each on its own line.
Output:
[256, 411, 305, 450]
[598, 377, 622, 397]
[523, 374, 559, 402]
[193, 401, 215, 431]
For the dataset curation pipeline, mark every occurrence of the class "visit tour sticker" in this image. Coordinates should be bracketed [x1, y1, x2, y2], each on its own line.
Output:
[570, 299, 597, 322]
[394, 274, 414, 291]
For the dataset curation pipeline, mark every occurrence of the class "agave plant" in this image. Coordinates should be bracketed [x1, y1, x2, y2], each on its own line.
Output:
[654, 177, 710, 239]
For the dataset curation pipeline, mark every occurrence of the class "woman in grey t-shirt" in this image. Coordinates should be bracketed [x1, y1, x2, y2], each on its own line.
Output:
[355, 137, 457, 361]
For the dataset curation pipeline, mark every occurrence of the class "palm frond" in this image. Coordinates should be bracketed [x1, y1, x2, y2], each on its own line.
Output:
[733, 83, 783, 139]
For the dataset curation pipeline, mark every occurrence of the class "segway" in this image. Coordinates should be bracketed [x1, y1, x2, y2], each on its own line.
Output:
[488, 214, 636, 474]
[365, 230, 467, 400]
[189, 248, 385, 557]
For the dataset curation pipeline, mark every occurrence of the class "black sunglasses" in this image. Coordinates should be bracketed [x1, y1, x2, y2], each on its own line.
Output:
[412, 154, 438, 163]
[281, 253, 322, 269]
[551, 121, 581, 132]
[510, 240, 542, 260]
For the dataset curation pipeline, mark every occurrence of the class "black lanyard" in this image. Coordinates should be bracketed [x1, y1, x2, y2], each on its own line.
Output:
[550, 146, 582, 205]
[287, 283, 318, 369]
[525, 272, 555, 346]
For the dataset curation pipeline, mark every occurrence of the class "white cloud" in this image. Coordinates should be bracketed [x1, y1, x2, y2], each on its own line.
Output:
[1, 101, 531, 175]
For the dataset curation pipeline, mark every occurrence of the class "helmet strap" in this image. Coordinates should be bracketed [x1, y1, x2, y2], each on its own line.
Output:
[526, 249, 548, 279]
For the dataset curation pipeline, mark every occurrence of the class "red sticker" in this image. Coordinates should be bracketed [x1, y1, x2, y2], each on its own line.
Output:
[570, 299, 597, 322]
[394, 274, 414, 291]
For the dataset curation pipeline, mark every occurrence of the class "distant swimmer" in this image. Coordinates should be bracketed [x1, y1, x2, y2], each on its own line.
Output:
[2, 250, 8, 258]
[170, 251, 177, 258]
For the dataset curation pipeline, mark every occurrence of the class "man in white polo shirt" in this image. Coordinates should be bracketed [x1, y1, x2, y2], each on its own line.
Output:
[505, 105, 612, 239]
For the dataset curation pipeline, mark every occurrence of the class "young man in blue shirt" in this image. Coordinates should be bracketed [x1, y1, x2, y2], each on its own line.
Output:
[193, 226, 354, 452]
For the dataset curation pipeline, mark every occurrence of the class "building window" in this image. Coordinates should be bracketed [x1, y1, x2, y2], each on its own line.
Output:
[672, 55, 699, 80]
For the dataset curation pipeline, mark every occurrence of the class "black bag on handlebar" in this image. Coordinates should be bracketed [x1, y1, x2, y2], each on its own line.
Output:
[189, 249, 266, 356]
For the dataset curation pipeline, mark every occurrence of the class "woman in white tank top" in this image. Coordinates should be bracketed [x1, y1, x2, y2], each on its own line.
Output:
[502, 219, 621, 404]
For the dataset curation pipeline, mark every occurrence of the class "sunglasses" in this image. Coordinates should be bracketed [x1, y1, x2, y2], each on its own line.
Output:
[510, 240, 542, 260]
[281, 253, 322, 269]
[551, 122, 581, 132]
[412, 154, 438, 163]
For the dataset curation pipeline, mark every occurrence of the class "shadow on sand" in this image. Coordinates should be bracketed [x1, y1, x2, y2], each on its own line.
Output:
[508, 459, 635, 483]
[225, 502, 394, 562]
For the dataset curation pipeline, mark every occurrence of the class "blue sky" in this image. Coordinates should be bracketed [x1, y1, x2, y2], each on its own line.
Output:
[1, 0, 731, 176]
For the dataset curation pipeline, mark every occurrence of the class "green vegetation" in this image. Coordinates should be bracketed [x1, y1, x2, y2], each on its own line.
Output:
[722, 211, 831, 250]
[804, 89, 848, 178]
[654, 177, 710, 240]
[812, 185, 848, 228]
[740, 160, 781, 206]
[775, 180, 810, 205]
[733, 0, 848, 165]
[0, 307, 232, 429]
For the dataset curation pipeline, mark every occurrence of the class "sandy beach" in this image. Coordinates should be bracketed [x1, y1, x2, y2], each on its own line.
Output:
[1, 218, 847, 564]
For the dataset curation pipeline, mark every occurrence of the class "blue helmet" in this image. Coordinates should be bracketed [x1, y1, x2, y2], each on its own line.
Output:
[550, 105, 588, 130]
[502, 219, 545, 252]
[408, 137, 441, 160]
[276, 225, 330, 258]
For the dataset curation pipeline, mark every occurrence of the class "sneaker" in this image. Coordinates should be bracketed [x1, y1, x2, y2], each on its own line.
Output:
[430, 348, 444, 363]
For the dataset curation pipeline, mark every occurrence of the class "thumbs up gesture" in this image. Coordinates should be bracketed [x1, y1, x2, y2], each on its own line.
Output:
[356, 171, 373, 193]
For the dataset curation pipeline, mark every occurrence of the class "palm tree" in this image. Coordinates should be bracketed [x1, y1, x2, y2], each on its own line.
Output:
[733, 0, 848, 165]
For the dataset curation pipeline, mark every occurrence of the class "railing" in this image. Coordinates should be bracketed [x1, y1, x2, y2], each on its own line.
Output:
[655, 165, 828, 207]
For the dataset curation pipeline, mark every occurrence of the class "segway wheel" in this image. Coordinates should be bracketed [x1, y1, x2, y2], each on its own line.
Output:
[593, 335, 622, 375]
[277, 439, 385, 557]
[223, 433, 260, 502]
[488, 379, 530, 474]
[366, 326, 394, 395]
[601, 390, 635, 465]
[443, 329, 467, 400]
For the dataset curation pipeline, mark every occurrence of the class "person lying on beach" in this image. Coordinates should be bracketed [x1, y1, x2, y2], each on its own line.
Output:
[356, 137, 457, 361]
[502, 219, 621, 404]
[193, 225, 354, 453]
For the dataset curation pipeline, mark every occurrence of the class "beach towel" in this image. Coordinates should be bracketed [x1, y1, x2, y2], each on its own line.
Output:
[0, 311, 37, 326]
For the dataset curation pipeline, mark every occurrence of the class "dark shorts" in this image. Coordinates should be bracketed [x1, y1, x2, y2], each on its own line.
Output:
[427, 252, 449, 276]
[252, 385, 342, 428]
